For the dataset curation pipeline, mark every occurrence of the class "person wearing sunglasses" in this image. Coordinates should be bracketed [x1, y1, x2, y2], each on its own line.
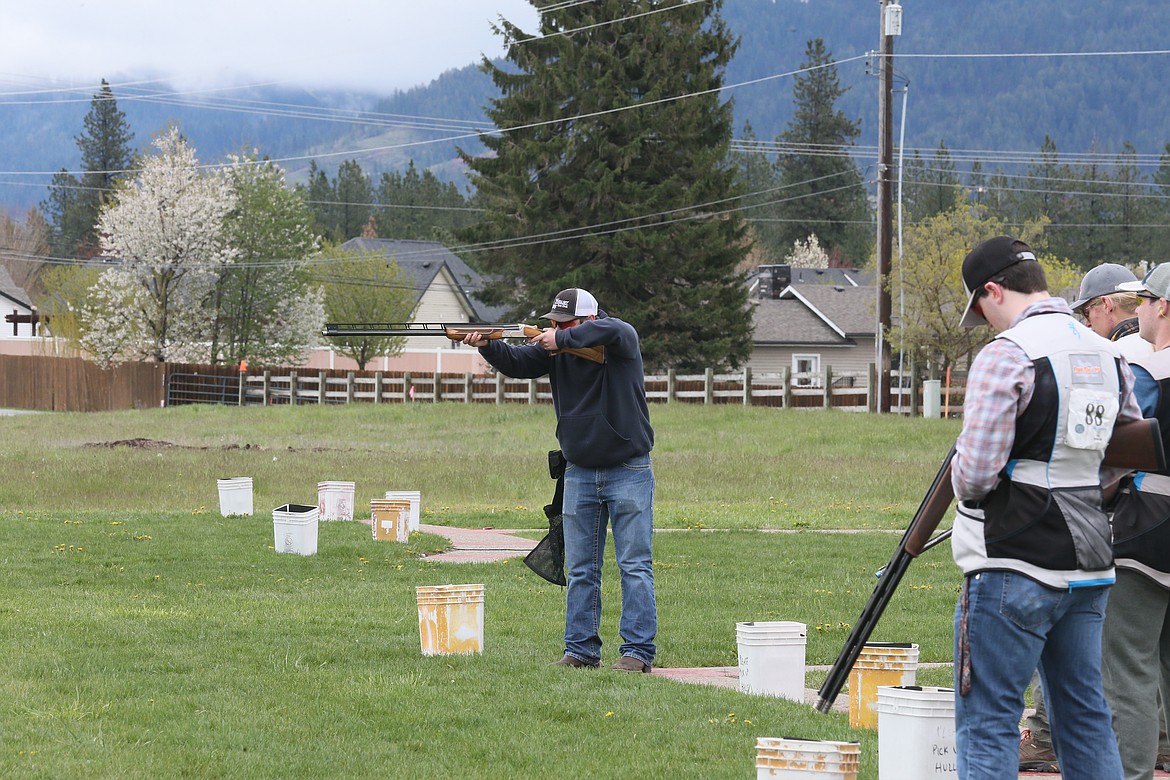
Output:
[951, 236, 1143, 779]
[462, 288, 657, 674]
[1070, 263, 1152, 362]
[1101, 263, 1170, 780]
[1020, 261, 1158, 772]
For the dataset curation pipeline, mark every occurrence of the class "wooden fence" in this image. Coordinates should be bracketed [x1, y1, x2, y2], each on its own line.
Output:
[0, 354, 166, 412]
[0, 354, 967, 415]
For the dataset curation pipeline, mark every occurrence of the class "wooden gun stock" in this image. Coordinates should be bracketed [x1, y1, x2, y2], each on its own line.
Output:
[1103, 417, 1166, 472]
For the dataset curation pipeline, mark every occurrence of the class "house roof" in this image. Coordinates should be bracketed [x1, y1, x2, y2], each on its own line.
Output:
[751, 284, 878, 346]
[0, 266, 32, 310]
[338, 238, 506, 320]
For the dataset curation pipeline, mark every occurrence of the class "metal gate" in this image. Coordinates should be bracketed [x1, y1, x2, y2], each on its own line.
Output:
[165, 372, 242, 406]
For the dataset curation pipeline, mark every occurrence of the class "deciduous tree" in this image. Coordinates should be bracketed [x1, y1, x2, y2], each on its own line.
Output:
[82, 127, 236, 365]
[319, 248, 416, 369]
[212, 154, 325, 367]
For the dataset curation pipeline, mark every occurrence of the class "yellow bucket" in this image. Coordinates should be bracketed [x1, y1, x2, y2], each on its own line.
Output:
[370, 499, 411, 543]
[416, 584, 484, 655]
[847, 642, 919, 729]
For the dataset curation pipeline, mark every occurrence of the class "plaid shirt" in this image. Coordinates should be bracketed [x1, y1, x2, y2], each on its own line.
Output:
[952, 297, 1142, 501]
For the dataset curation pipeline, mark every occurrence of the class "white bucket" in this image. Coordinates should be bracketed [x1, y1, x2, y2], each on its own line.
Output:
[272, 503, 318, 556]
[876, 686, 957, 779]
[849, 642, 919, 729]
[736, 621, 807, 702]
[756, 737, 860, 780]
[416, 584, 485, 655]
[371, 499, 411, 543]
[317, 481, 355, 521]
[384, 490, 421, 532]
[217, 477, 253, 517]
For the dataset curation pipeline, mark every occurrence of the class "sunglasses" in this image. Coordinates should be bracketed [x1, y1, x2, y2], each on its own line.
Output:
[1136, 292, 1161, 301]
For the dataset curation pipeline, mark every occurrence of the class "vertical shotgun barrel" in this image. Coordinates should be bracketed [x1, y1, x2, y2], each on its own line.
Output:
[814, 446, 955, 714]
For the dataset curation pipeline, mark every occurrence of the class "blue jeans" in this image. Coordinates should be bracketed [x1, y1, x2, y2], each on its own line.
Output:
[954, 571, 1122, 780]
[561, 453, 657, 666]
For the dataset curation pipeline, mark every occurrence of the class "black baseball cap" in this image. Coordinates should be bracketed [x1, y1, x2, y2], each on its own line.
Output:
[959, 236, 1037, 327]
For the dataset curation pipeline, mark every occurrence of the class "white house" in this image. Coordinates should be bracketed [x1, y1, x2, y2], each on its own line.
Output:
[0, 267, 49, 356]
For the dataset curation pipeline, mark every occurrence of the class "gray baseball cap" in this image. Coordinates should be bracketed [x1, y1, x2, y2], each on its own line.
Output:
[1118, 263, 1170, 301]
[1070, 263, 1138, 311]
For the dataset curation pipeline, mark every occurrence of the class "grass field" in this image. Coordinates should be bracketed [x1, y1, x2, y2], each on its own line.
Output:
[1, 404, 963, 779]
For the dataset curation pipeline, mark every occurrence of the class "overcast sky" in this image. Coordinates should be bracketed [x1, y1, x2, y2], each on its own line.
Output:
[0, 1, 540, 94]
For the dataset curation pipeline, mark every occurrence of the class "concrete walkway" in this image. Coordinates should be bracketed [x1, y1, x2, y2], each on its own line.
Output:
[418, 523, 539, 563]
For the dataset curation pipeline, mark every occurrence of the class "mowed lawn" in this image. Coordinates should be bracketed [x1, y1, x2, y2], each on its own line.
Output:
[0, 403, 963, 779]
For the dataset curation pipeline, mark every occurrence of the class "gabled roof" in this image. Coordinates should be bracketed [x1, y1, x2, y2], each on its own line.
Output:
[338, 238, 506, 321]
[751, 284, 877, 346]
[0, 267, 32, 310]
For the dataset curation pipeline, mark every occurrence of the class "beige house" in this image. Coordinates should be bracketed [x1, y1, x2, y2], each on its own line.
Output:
[746, 265, 879, 384]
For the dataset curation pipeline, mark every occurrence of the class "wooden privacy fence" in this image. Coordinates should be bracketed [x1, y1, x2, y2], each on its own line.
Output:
[0, 354, 967, 415]
[0, 354, 165, 412]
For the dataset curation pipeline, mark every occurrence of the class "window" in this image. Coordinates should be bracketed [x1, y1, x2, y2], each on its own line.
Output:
[793, 354, 820, 387]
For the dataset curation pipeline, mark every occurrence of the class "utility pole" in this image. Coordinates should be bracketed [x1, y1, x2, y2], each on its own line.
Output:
[875, 0, 901, 413]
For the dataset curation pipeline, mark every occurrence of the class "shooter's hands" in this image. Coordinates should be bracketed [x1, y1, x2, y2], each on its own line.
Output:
[462, 332, 490, 348]
[529, 327, 559, 353]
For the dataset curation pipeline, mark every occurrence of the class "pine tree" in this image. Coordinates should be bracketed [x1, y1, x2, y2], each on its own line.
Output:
[770, 38, 872, 267]
[41, 80, 134, 259]
[459, 0, 752, 371]
[904, 141, 961, 219]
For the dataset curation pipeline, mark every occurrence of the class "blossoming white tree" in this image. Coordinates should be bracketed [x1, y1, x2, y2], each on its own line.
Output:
[83, 127, 236, 364]
[784, 233, 831, 269]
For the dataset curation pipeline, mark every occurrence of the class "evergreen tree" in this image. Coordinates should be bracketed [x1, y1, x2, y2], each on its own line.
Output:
[1151, 143, 1170, 266]
[374, 161, 478, 241]
[41, 80, 134, 259]
[769, 38, 871, 267]
[301, 160, 337, 240]
[334, 160, 373, 242]
[460, 0, 752, 371]
[731, 121, 786, 265]
[903, 140, 961, 219]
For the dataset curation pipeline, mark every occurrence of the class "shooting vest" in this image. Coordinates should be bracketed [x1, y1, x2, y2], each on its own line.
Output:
[1112, 350, 1170, 589]
[952, 312, 1122, 589]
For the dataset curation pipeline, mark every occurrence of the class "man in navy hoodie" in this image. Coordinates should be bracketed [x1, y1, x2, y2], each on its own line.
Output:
[462, 288, 657, 672]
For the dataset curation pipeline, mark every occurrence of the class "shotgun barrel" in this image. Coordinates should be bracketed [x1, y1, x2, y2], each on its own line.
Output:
[322, 322, 605, 364]
[814, 446, 955, 714]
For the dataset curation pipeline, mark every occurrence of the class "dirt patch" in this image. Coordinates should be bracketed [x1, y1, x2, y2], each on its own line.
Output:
[85, 439, 270, 451]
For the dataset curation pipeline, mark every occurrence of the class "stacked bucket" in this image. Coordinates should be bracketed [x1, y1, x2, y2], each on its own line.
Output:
[371, 498, 411, 543]
[216, 477, 254, 517]
[317, 481, 355, 521]
[848, 642, 919, 729]
[736, 621, 807, 702]
[755, 738, 859, 780]
[415, 584, 485, 655]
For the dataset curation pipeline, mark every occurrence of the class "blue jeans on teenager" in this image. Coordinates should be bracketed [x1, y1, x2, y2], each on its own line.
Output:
[561, 453, 657, 666]
[954, 571, 1122, 780]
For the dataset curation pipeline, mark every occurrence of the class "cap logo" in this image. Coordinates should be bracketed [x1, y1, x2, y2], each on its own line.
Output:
[552, 298, 570, 311]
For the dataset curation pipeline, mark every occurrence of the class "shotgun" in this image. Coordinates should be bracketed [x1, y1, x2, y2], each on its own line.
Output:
[815, 418, 1164, 715]
[322, 322, 606, 365]
[814, 446, 956, 714]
